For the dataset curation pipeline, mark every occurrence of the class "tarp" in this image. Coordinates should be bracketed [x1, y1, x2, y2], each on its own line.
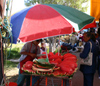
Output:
[90, 0, 100, 21]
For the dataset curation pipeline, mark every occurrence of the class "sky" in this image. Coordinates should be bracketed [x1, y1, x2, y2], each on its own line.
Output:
[11, 0, 26, 14]
[11, 0, 90, 15]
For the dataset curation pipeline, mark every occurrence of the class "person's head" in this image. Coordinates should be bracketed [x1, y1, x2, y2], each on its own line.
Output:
[33, 39, 42, 46]
[97, 27, 100, 36]
[83, 32, 96, 42]
[61, 45, 67, 53]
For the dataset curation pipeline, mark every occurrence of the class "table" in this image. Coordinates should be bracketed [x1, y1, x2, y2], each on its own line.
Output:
[23, 73, 72, 86]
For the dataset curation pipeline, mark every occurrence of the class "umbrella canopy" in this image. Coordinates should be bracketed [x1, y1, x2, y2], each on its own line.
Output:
[11, 4, 95, 43]
[78, 20, 97, 33]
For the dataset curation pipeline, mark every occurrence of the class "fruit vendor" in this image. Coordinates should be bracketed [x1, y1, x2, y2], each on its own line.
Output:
[17, 39, 42, 86]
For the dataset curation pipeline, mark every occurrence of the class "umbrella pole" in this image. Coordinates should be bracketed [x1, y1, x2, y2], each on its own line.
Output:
[43, 39, 49, 63]
[57, 36, 61, 56]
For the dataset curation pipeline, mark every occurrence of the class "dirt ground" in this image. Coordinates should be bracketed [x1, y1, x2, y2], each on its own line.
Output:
[5, 68, 19, 82]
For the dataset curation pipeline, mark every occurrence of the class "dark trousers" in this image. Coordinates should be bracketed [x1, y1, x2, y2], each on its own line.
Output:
[83, 73, 94, 86]
[17, 71, 30, 86]
[17, 70, 40, 86]
[63, 79, 69, 86]
[98, 55, 100, 76]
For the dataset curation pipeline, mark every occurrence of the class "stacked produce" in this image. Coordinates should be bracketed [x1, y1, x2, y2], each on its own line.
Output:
[22, 52, 78, 77]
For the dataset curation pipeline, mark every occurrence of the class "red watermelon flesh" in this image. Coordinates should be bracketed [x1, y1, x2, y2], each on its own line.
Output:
[60, 65, 74, 75]
[49, 60, 58, 66]
[63, 54, 77, 60]
[48, 52, 54, 57]
[49, 55, 58, 60]
[54, 58, 62, 64]
[24, 61, 33, 69]
[63, 53, 73, 57]
[55, 52, 61, 56]
[41, 52, 47, 58]
[63, 58, 77, 63]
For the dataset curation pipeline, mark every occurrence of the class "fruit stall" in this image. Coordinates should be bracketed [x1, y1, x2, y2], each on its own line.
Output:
[21, 52, 78, 86]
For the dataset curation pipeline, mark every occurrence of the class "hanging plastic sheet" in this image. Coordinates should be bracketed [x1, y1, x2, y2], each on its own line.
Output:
[90, 0, 100, 21]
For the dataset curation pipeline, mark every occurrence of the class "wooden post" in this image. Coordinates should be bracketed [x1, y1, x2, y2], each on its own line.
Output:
[0, 25, 5, 85]
[30, 76, 32, 86]
[0, 0, 6, 85]
[61, 79, 63, 86]
[0, 32, 3, 85]
[45, 77, 47, 86]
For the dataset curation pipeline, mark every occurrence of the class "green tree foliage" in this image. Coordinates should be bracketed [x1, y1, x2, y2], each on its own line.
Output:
[24, 0, 89, 12]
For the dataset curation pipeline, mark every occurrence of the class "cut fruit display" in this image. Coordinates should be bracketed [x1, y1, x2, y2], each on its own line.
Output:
[22, 52, 78, 77]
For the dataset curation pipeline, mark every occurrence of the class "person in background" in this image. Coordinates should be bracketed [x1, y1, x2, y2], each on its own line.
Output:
[76, 33, 80, 46]
[40, 42, 45, 53]
[17, 39, 42, 86]
[64, 34, 70, 43]
[61, 42, 72, 53]
[80, 32, 98, 86]
[70, 33, 77, 46]
[61, 44, 68, 53]
[40, 41, 47, 54]
[95, 33, 98, 39]
[96, 28, 100, 79]
[70, 33, 77, 51]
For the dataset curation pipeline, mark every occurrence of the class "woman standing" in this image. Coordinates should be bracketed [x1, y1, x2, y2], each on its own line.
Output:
[80, 32, 98, 86]
[96, 28, 100, 79]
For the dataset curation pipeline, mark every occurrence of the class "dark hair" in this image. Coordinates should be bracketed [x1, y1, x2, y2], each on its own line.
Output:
[97, 28, 100, 36]
[61, 45, 67, 50]
[86, 32, 96, 42]
[36, 39, 42, 42]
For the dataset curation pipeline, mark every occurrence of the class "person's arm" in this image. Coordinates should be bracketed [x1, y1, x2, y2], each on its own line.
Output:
[20, 52, 36, 58]
[20, 43, 37, 58]
[80, 42, 90, 59]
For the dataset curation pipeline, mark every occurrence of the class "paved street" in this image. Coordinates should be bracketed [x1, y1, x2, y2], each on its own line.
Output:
[71, 52, 100, 86]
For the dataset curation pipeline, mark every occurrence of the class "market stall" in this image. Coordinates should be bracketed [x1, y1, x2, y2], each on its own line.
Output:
[10, 3, 96, 86]
[21, 52, 78, 86]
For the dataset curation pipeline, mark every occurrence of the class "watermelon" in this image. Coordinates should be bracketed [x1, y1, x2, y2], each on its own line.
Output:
[56, 70, 66, 76]
[48, 52, 54, 57]
[60, 65, 74, 75]
[49, 60, 58, 66]
[41, 52, 48, 58]
[52, 70, 61, 76]
[24, 61, 33, 69]
[49, 55, 58, 60]
[63, 54, 77, 60]
[22, 67, 35, 74]
[55, 52, 61, 56]
[54, 58, 62, 64]
[63, 58, 77, 63]
[63, 53, 73, 57]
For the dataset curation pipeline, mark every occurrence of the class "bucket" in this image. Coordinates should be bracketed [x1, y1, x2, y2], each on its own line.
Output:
[8, 82, 17, 86]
